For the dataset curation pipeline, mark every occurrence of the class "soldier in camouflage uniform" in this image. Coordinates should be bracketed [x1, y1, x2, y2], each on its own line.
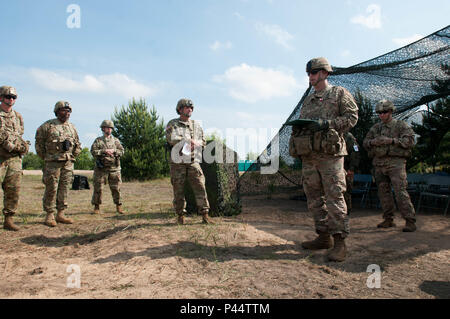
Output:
[35, 101, 82, 227]
[363, 100, 417, 232]
[289, 57, 358, 262]
[0, 86, 29, 231]
[344, 132, 360, 214]
[165, 98, 214, 225]
[90, 120, 124, 214]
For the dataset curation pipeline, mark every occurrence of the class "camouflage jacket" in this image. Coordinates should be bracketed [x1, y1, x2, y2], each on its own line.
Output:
[165, 118, 205, 164]
[344, 132, 360, 171]
[295, 84, 358, 157]
[363, 118, 415, 166]
[90, 135, 124, 171]
[35, 119, 82, 162]
[0, 109, 24, 160]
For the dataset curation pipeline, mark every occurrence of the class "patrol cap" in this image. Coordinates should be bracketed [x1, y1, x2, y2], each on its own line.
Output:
[54, 101, 72, 114]
[306, 57, 333, 73]
[176, 98, 194, 114]
[376, 99, 396, 113]
[100, 120, 114, 129]
[0, 86, 18, 97]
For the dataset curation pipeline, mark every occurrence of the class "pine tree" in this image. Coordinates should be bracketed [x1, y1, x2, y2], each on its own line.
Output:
[350, 88, 377, 174]
[112, 98, 169, 180]
[74, 147, 94, 170]
[411, 63, 450, 172]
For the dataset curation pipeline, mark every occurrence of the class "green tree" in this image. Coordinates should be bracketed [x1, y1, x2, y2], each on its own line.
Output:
[350, 88, 377, 174]
[112, 98, 169, 180]
[74, 147, 95, 170]
[410, 63, 450, 172]
[22, 152, 44, 170]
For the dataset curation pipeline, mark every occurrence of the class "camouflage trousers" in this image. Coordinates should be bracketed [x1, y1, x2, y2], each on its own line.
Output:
[0, 156, 22, 216]
[91, 168, 122, 206]
[42, 161, 74, 214]
[374, 159, 416, 221]
[302, 154, 349, 238]
[170, 163, 209, 215]
[344, 172, 354, 213]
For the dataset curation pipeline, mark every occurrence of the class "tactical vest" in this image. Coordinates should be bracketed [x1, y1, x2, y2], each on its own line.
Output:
[95, 136, 120, 168]
[43, 120, 78, 161]
[368, 121, 412, 159]
[0, 110, 23, 160]
[289, 86, 347, 157]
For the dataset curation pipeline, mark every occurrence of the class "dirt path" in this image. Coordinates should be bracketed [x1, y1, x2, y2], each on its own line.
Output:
[0, 176, 449, 299]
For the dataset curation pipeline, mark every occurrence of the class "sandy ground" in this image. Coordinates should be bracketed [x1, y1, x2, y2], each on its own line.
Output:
[0, 176, 449, 299]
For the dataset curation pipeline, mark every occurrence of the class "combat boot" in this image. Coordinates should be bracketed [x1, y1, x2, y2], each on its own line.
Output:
[402, 219, 417, 232]
[177, 214, 185, 225]
[327, 234, 347, 262]
[377, 219, 396, 228]
[44, 213, 57, 227]
[93, 205, 100, 214]
[55, 210, 73, 224]
[116, 205, 124, 214]
[201, 211, 215, 224]
[3, 214, 19, 231]
[301, 232, 333, 250]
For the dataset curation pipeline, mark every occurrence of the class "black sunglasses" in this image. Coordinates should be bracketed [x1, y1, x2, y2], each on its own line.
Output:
[3, 95, 17, 100]
[377, 111, 390, 114]
[307, 69, 322, 76]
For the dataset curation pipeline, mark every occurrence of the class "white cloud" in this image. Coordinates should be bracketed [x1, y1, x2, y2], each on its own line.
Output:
[210, 40, 233, 51]
[28, 68, 157, 98]
[350, 4, 382, 29]
[255, 22, 294, 50]
[341, 50, 351, 58]
[392, 34, 423, 47]
[233, 12, 245, 20]
[213, 63, 302, 103]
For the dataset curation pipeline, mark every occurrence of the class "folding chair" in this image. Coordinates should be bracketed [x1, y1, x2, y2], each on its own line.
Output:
[352, 174, 373, 208]
[417, 175, 450, 216]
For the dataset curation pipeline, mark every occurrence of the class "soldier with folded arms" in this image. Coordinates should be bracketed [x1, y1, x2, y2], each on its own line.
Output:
[0, 86, 29, 231]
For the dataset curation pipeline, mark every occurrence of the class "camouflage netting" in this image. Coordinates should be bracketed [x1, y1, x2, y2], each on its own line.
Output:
[185, 141, 241, 216]
[240, 25, 450, 195]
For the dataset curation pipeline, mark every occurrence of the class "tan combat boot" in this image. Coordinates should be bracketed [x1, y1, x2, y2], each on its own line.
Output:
[177, 214, 185, 225]
[3, 214, 19, 231]
[402, 219, 417, 232]
[55, 210, 73, 224]
[377, 219, 396, 228]
[327, 234, 347, 262]
[44, 213, 57, 227]
[93, 205, 100, 214]
[116, 205, 124, 214]
[201, 211, 215, 224]
[301, 232, 333, 250]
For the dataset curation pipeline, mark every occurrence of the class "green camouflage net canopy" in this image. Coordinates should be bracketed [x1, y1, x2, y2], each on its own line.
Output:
[239, 25, 450, 195]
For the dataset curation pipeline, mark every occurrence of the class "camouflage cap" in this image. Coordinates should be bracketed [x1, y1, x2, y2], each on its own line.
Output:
[376, 99, 396, 113]
[306, 57, 333, 73]
[100, 120, 114, 129]
[176, 98, 194, 114]
[0, 86, 17, 97]
[54, 101, 72, 113]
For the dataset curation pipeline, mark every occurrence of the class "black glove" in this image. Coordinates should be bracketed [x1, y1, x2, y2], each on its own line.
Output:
[307, 119, 330, 132]
[61, 140, 72, 151]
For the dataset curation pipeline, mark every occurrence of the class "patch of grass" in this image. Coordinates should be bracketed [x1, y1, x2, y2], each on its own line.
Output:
[110, 283, 134, 291]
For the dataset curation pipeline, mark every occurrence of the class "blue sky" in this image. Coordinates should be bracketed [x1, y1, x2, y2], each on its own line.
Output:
[1, 0, 449, 158]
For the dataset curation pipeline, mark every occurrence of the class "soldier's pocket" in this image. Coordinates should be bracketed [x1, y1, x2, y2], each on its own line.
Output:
[291, 136, 312, 156]
[321, 129, 343, 155]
